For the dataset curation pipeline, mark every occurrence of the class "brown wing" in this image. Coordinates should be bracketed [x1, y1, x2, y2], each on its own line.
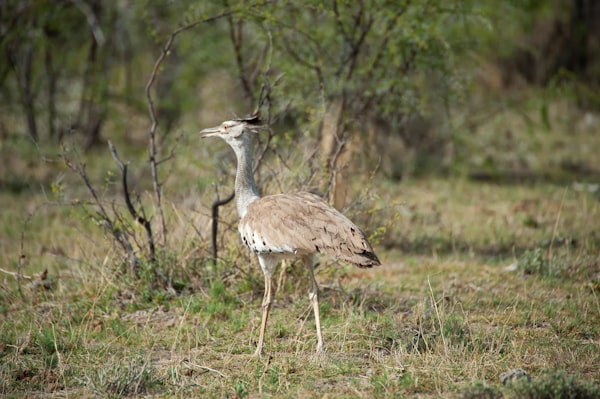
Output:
[238, 192, 380, 268]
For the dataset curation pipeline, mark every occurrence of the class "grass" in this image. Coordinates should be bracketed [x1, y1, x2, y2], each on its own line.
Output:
[1, 177, 598, 398]
[1, 102, 599, 397]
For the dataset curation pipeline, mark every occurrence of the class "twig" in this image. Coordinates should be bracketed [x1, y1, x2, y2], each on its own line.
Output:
[211, 189, 235, 264]
[225, 2, 255, 107]
[62, 149, 141, 274]
[252, 32, 280, 176]
[144, 0, 275, 247]
[548, 186, 568, 274]
[326, 136, 347, 203]
[184, 360, 228, 378]
[332, 0, 351, 44]
[427, 277, 448, 356]
[142, 1, 276, 269]
[369, 3, 409, 72]
[207, 25, 278, 265]
[257, 352, 272, 394]
[51, 323, 63, 369]
[253, 30, 276, 116]
[334, 0, 373, 81]
[108, 141, 165, 284]
[17, 212, 33, 301]
[70, 0, 105, 46]
[0, 267, 33, 280]
[145, 17, 224, 248]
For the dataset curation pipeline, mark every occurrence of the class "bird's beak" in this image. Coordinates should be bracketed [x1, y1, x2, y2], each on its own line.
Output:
[199, 126, 221, 138]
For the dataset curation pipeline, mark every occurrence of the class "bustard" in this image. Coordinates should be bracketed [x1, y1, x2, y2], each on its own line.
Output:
[200, 117, 380, 355]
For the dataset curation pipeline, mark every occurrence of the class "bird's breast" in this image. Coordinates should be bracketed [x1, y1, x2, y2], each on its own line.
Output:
[238, 219, 298, 256]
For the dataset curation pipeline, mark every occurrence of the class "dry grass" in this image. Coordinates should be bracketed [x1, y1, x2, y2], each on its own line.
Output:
[1, 103, 599, 397]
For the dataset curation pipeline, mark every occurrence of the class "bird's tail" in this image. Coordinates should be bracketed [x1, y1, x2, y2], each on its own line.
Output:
[344, 249, 381, 268]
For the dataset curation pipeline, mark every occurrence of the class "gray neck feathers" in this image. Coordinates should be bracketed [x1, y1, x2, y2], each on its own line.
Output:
[231, 132, 260, 218]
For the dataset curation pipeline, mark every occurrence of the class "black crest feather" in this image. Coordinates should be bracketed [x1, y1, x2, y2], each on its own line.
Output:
[235, 113, 262, 125]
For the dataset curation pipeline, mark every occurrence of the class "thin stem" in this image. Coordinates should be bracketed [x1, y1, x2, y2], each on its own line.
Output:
[144, 8, 242, 246]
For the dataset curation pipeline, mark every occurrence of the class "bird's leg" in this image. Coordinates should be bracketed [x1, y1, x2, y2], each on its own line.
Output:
[255, 272, 274, 356]
[304, 256, 324, 354]
[276, 259, 287, 293]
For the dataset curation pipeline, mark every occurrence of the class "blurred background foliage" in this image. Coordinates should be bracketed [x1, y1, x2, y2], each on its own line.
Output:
[1, 0, 599, 188]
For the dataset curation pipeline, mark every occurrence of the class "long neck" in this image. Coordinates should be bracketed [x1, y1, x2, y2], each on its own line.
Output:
[231, 134, 260, 218]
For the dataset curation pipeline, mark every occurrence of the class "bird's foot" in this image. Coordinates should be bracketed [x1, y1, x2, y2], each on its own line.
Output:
[315, 343, 325, 356]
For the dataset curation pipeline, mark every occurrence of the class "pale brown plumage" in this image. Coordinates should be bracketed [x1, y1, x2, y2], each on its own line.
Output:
[240, 192, 380, 267]
[200, 117, 380, 355]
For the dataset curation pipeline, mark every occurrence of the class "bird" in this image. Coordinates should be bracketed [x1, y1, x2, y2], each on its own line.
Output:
[200, 116, 380, 355]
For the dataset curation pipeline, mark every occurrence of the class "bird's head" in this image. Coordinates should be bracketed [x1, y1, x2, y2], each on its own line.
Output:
[199, 116, 263, 146]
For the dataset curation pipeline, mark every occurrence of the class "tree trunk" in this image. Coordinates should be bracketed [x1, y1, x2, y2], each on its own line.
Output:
[9, 45, 38, 141]
[44, 44, 57, 139]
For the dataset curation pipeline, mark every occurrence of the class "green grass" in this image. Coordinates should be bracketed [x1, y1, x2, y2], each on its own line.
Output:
[1, 103, 600, 397]
[1, 177, 598, 397]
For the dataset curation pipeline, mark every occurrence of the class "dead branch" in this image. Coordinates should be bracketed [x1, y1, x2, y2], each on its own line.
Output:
[0, 267, 33, 281]
[207, 25, 278, 266]
[61, 150, 141, 275]
[16, 209, 35, 301]
[252, 31, 279, 176]
[8, 44, 38, 141]
[108, 141, 168, 286]
[326, 137, 348, 203]
[211, 189, 235, 264]
[225, 4, 255, 107]
[141, 1, 275, 268]
[144, 4, 269, 247]
[70, 0, 106, 46]
[183, 360, 228, 378]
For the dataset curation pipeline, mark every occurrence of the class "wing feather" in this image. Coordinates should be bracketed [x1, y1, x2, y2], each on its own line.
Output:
[238, 192, 380, 267]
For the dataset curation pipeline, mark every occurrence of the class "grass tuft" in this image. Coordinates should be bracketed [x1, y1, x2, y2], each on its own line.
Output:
[461, 381, 503, 399]
[84, 355, 161, 398]
[506, 370, 600, 399]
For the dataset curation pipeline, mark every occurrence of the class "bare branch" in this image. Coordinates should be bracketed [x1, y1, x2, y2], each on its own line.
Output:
[344, 14, 373, 80]
[62, 148, 141, 275]
[17, 212, 34, 301]
[184, 360, 228, 378]
[369, 3, 410, 72]
[108, 141, 158, 273]
[145, 10, 234, 247]
[333, 0, 373, 80]
[326, 137, 348, 203]
[144, 0, 276, 247]
[70, 0, 105, 46]
[0, 266, 33, 281]
[332, 0, 351, 44]
[225, 3, 255, 106]
[211, 189, 235, 264]
[253, 34, 280, 175]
